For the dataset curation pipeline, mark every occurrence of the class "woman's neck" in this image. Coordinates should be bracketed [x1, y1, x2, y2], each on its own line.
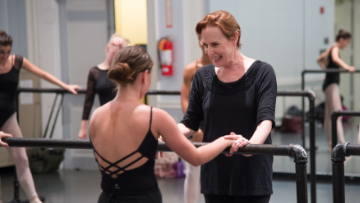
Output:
[98, 58, 110, 70]
[114, 85, 142, 103]
[0, 55, 11, 66]
[222, 50, 245, 71]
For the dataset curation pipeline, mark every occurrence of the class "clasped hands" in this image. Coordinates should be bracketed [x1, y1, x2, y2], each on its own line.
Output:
[224, 132, 251, 157]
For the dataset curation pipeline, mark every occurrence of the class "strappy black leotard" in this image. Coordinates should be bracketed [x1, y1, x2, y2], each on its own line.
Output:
[0, 55, 23, 129]
[92, 107, 161, 203]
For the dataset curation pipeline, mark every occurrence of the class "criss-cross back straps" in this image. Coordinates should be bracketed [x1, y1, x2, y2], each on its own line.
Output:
[94, 149, 145, 177]
[94, 107, 154, 178]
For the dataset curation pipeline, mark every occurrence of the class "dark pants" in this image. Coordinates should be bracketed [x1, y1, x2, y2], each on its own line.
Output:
[98, 188, 162, 203]
[204, 194, 271, 203]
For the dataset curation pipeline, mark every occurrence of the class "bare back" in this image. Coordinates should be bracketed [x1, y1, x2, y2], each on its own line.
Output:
[89, 101, 158, 178]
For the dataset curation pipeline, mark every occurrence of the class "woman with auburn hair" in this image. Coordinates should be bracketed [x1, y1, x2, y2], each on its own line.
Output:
[317, 29, 355, 149]
[0, 31, 81, 203]
[89, 45, 244, 203]
[178, 11, 277, 203]
[78, 33, 129, 140]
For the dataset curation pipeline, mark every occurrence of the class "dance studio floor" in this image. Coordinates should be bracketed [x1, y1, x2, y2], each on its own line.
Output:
[1, 118, 360, 202]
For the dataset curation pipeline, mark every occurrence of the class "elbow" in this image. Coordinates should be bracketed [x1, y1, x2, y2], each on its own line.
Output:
[190, 159, 201, 167]
[191, 154, 203, 167]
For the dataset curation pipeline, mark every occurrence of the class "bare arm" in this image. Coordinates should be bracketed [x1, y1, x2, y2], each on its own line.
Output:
[331, 47, 355, 72]
[317, 55, 326, 70]
[22, 58, 81, 94]
[155, 109, 236, 166]
[181, 64, 195, 114]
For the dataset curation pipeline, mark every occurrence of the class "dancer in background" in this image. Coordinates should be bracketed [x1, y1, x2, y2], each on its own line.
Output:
[0, 31, 81, 203]
[317, 29, 355, 149]
[78, 33, 129, 139]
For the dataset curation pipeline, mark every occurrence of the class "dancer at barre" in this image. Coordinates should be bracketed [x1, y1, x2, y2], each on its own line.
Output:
[89, 45, 245, 203]
[78, 33, 129, 139]
[317, 29, 355, 149]
[180, 35, 212, 203]
[0, 30, 81, 203]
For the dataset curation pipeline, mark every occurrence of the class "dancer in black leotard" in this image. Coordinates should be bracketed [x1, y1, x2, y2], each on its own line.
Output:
[78, 33, 129, 139]
[89, 46, 244, 203]
[0, 31, 81, 203]
[317, 29, 355, 149]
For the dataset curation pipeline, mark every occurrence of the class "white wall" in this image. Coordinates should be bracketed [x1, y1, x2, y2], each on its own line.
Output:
[354, 0, 360, 110]
[146, 0, 207, 122]
[25, 0, 64, 139]
[59, 0, 110, 170]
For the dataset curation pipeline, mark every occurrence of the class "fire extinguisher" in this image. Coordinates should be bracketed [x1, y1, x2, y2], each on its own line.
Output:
[158, 37, 173, 76]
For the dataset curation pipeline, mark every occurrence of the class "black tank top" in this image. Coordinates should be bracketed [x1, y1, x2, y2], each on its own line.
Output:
[92, 107, 159, 194]
[323, 47, 340, 91]
[0, 55, 23, 128]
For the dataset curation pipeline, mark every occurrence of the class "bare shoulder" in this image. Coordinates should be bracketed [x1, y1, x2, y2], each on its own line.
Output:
[89, 104, 107, 125]
[151, 107, 175, 126]
[183, 60, 198, 77]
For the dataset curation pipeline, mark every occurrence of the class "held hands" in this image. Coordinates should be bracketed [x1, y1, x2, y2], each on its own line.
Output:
[66, 84, 82, 94]
[347, 66, 356, 73]
[224, 132, 251, 157]
[0, 131, 12, 147]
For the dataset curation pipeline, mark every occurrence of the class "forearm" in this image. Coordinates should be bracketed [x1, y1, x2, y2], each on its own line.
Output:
[177, 123, 195, 138]
[249, 120, 272, 144]
[80, 120, 88, 129]
[192, 137, 231, 166]
[333, 58, 350, 70]
[181, 100, 188, 114]
[42, 72, 68, 89]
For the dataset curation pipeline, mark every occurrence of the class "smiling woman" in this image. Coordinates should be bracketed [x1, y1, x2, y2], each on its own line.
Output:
[177, 10, 277, 203]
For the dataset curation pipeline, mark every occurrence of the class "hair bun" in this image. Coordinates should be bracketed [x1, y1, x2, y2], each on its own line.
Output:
[108, 62, 135, 85]
[0, 31, 6, 36]
[338, 29, 345, 34]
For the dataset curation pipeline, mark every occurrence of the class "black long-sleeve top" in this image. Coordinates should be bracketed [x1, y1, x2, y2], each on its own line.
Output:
[181, 61, 277, 196]
[82, 66, 116, 120]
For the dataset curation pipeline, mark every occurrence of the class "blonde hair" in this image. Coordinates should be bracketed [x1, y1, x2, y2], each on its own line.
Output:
[108, 33, 130, 47]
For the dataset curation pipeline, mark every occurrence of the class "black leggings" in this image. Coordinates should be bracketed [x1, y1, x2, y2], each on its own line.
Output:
[98, 188, 162, 203]
[204, 194, 271, 203]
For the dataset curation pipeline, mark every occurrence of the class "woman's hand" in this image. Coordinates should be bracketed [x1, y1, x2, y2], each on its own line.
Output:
[0, 131, 12, 147]
[66, 84, 82, 94]
[224, 132, 250, 157]
[347, 66, 356, 73]
[78, 128, 87, 140]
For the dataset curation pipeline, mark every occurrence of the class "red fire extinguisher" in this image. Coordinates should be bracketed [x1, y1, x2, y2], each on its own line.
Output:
[158, 37, 173, 76]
